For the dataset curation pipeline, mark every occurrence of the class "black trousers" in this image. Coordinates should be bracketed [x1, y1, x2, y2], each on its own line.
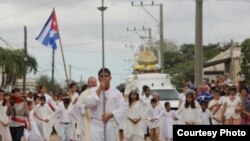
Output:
[9, 126, 25, 141]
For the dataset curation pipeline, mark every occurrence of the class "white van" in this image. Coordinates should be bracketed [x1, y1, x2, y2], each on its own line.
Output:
[124, 73, 179, 110]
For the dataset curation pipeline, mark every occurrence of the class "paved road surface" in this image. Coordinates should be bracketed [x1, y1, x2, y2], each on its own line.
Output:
[22, 134, 152, 141]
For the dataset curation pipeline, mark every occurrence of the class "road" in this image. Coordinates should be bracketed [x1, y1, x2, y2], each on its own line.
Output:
[22, 134, 152, 141]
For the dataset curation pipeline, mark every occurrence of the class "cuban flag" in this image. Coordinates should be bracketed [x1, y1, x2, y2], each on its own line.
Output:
[36, 10, 59, 49]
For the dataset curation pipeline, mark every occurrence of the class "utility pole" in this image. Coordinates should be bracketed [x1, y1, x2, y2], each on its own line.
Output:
[23, 26, 27, 96]
[52, 48, 55, 86]
[159, 3, 164, 72]
[98, 0, 107, 141]
[131, 1, 164, 72]
[229, 40, 234, 80]
[194, 0, 203, 87]
[127, 26, 152, 40]
[69, 64, 72, 83]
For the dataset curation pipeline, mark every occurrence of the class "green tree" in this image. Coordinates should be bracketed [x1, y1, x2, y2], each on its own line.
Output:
[116, 83, 125, 93]
[0, 47, 37, 88]
[36, 75, 63, 94]
[163, 41, 231, 88]
[240, 38, 250, 84]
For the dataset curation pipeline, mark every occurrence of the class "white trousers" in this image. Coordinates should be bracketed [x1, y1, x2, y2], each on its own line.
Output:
[60, 123, 71, 141]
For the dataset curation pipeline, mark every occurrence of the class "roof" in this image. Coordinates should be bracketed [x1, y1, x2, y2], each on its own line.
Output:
[204, 47, 241, 68]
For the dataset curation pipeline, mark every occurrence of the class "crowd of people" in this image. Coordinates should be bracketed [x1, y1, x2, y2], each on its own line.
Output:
[0, 69, 250, 141]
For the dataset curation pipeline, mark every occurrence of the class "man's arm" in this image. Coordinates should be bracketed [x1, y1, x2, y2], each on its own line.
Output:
[85, 88, 100, 109]
[109, 90, 127, 123]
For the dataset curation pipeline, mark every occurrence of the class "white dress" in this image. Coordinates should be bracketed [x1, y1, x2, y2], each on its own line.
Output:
[159, 110, 178, 140]
[0, 105, 12, 141]
[24, 110, 43, 141]
[34, 104, 54, 141]
[224, 96, 242, 119]
[208, 99, 223, 125]
[124, 101, 144, 141]
[177, 101, 202, 125]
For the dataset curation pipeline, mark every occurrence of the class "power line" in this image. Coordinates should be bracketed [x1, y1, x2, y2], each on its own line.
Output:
[0, 37, 15, 49]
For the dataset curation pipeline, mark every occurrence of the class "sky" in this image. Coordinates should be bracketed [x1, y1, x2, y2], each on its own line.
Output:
[0, 0, 250, 87]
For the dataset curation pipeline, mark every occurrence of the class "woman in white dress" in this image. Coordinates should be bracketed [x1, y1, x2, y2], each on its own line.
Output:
[124, 89, 144, 141]
[222, 86, 242, 125]
[24, 101, 43, 141]
[177, 91, 201, 125]
[0, 93, 12, 141]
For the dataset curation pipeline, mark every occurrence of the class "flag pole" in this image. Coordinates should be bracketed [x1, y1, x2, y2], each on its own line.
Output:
[53, 8, 69, 86]
[98, 1, 107, 141]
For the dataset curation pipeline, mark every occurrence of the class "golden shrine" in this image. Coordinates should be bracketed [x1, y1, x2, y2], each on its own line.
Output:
[133, 42, 161, 73]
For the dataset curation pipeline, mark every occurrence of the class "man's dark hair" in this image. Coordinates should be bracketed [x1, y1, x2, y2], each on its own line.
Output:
[151, 98, 157, 104]
[33, 95, 40, 101]
[98, 68, 111, 76]
[69, 83, 77, 88]
[40, 95, 46, 101]
[164, 102, 170, 108]
[12, 88, 20, 93]
[200, 100, 208, 105]
[39, 84, 46, 90]
[142, 85, 149, 92]
[81, 84, 88, 93]
[63, 98, 71, 105]
[0, 88, 5, 93]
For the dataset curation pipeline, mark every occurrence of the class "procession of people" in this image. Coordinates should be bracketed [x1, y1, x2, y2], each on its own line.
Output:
[0, 68, 250, 141]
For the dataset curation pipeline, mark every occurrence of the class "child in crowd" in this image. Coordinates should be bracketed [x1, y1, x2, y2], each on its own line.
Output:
[199, 100, 212, 125]
[147, 98, 163, 141]
[160, 102, 179, 141]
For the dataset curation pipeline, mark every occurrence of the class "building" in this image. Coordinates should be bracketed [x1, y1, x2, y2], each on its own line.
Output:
[203, 47, 242, 82]
[15, 78, 37, 94]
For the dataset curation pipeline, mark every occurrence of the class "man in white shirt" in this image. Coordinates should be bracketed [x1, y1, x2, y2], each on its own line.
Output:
[75, 76, 97, 141]
[86, 68, 127, 141]
[140, 85, 152, 139]
[47, 98, 77, 141]
[39, 84, 57, 111]
[68, 83, 79, 105]
[68, 83, 79, 140]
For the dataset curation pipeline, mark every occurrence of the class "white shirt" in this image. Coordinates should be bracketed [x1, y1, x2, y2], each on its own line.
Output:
[40, 93, 57, 111]
[199, 109, 212, 125]
[69, 92, 79, 104]
[49, 105, 76, 123]
[86, 87, 127, 123]
[147, 106, 163, 129]
[140, 95, 153, 109]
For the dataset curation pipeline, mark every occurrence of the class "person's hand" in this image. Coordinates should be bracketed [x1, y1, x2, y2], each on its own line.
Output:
[150, 118, 155, 122]
[131, 118, 138, 124]
[27, 124, 32, 131]
[0, 121, 3, 126]
[135, 118, 141, 123]
[99, 80, 106, 90]
[102, 112, 112, 123]
[73, 98, 78, 104]
[235, 107, 242, 113]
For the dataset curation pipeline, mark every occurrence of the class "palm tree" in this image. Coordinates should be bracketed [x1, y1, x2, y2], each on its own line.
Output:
[0, 47, 38, 88]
